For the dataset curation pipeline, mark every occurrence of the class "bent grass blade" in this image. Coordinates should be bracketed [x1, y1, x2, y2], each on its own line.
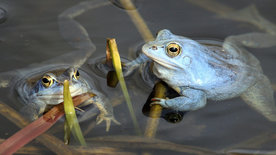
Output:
[107, 38, 141, 135]
[63, 80, 86, 146]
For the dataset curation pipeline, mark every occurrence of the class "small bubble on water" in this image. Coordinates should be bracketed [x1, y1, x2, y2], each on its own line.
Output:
[109, 0, 139, 10]
[0, 7, 8, 24]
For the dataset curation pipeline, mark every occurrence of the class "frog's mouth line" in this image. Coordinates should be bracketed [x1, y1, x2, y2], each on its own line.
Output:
[35, 87, 85, 102]
[143, 53, 180, 70]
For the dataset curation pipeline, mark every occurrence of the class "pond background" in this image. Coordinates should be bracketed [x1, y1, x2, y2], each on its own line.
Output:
[0, 0, 275, 154]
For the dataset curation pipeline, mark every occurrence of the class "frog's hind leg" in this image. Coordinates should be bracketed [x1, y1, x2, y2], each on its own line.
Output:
[224, 33, 276, 50]
[58, 0, 109, 53]
[222, 4, 276, 52]
[241, 74, 276, 121]
[78, 94, 120, 131]
[221, 4, 276, 35]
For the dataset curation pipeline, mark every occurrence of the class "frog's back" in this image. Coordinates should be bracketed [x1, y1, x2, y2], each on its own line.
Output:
[200, 39, 262, 71]
[199, 40, 263, 100]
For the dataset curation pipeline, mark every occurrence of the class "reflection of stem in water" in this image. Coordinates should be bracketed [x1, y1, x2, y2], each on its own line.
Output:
[119, 0, 154, 41]
[185, 0, 233, 15]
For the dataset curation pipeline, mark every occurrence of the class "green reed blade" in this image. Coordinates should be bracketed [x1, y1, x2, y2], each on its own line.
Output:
[107, 38, 141, 135]
[63, 80, 86, 146]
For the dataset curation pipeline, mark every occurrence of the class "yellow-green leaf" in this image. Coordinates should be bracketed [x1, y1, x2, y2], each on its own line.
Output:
[63, 80, 86, 146]
[107, 39, 141, 135]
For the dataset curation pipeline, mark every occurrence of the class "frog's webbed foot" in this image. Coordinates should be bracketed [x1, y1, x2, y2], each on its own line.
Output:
[151, 98, 168, 108]
[224, 33, 276, 49]
[96, 113, 120, 132]
[150, 88, 207, 111]
[241, 74, 276, 121]
[84, 94, 120, 131]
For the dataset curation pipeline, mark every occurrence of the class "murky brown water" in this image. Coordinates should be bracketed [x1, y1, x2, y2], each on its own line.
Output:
[0, 0, 276, 154]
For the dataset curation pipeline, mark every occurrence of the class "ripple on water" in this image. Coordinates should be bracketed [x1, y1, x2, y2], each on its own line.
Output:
[0, 7, 8, 24]
[109, 0, 140, 10]
[88, 56, 131, 78]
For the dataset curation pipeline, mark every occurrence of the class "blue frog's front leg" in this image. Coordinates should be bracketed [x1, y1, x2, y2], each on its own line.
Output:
[78, 93, 120, 131]
[151, 87, 207, 111]
[124, 53, 151, 76]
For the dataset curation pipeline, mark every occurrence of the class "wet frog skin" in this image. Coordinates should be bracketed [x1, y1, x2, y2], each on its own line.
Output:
[1, 57, 119, 131]
[0, 0, 119, 131]
[126, 18, 276, 121]
[16, 67, 115, 125]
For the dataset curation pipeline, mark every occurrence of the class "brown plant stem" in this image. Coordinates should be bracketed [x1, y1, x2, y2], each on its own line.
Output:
[144, 82, 167, 138]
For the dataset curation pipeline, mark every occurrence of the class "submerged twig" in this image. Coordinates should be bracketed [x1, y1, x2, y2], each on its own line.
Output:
[107, 71, 119, 88]
[0, 139, 46, 154]
[0, 93, 92, 154]
[86, 135, 221, 155]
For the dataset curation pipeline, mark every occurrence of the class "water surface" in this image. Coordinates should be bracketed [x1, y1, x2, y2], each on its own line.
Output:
[0, 0, 276, 154]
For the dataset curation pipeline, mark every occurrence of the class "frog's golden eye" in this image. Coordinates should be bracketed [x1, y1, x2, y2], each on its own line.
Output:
[73, 69, 80, 80]
[41, 75, 54, 88]
[166, 43, 181, 57]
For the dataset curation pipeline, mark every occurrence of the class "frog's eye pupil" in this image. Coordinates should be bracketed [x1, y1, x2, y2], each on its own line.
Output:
[73, 69, 80, 80]
[41, 75, 54, 88]
[42, 78, 49, 83]
[166, 43, 181, 57]
[169, 47, 178, 52]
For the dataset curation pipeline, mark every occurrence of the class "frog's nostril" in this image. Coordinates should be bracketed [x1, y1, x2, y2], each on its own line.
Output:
[152, 45, 158, 50]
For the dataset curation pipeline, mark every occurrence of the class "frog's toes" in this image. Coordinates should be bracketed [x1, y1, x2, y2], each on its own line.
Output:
[150, 98, 168, 108]
[96, 113, 120, 132]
